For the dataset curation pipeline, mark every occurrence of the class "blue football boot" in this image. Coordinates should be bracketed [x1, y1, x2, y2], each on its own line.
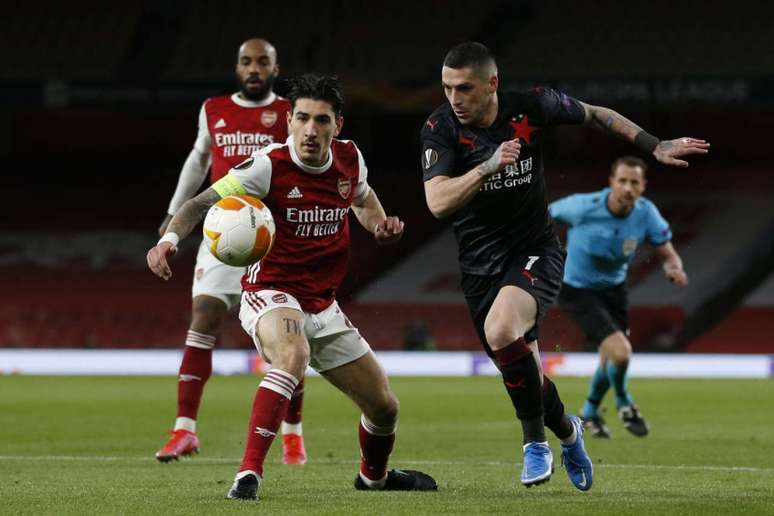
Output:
[561, 415, 593, 491]
[520, 442, 553, 487]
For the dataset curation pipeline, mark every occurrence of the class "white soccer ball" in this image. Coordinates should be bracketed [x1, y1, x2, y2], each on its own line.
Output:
[202, 195, 275, 267]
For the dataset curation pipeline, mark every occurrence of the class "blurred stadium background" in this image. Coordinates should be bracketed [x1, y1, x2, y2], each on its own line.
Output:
[1, 0, 773, 374]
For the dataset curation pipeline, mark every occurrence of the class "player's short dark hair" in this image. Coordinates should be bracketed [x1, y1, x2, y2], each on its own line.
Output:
[443, 42, 497, 78]
[287, 74, 344, 117]
[611, 156, 648, 177]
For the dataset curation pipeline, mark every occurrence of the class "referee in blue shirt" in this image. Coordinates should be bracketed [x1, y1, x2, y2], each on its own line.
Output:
[549, 156, 688, 438]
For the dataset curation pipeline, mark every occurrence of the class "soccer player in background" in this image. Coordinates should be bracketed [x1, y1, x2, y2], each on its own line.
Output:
[155, 38, 307, 465]
[421, 42, 708, 490]
[551, 157, 689, 438]
[148, 74, 437, 500]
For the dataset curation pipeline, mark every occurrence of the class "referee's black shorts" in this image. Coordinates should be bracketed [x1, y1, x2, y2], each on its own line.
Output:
[461, 246, 565, 357]
[558, 282, 629, 346]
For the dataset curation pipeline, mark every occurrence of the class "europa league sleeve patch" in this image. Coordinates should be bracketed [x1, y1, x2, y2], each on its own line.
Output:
[422, 147, 440, 170]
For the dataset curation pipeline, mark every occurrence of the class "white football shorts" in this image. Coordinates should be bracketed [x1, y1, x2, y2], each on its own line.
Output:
[191, 240, 244, 309]
[239, 289, 371, 372]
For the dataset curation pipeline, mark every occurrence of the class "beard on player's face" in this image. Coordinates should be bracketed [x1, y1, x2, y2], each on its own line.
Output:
[238, 73, 275, 101]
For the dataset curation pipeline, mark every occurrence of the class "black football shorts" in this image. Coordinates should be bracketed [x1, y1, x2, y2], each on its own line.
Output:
[461, 246, 565, 356]
[558, 282, 629, 346]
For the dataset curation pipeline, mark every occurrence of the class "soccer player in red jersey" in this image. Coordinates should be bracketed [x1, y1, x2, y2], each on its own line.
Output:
[148, 74, 437, 500]
[155, 38, 307, 466]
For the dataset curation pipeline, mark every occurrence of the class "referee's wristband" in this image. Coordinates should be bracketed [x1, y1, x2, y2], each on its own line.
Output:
[634, 130, 660, 154]
[158, 232, 180, 247]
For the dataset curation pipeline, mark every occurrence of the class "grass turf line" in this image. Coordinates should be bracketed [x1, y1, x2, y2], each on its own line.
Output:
[1, 375, 772, 515]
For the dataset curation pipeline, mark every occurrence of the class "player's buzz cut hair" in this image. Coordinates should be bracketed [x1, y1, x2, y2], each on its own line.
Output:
[287, 74, 344, 117]
[611, 156, 648, 176]
[443, 42, 497, 79]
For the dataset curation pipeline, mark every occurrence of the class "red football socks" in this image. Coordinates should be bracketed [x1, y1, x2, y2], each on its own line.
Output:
[176, 337, 214, 420]
[358, 415, 396, 482]
[239, 369, 299, 475]
[284, 378, 305, 425]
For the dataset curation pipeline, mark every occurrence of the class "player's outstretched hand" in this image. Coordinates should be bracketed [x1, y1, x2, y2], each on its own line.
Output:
[147, 242, 177, 280]
[375, 216, 404, 246]
[158, 214, 173, 237]
[653, 137, 710, 167]
[478, 139, 521, 176]
[667, 268, 689, 287]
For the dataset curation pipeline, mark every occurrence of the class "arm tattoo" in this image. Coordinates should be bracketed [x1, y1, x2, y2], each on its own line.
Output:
[590, 106, 643, 142]
[656, 140, 673, 151]
[167, 188, 221, 239]
[283, 318, 302, 336]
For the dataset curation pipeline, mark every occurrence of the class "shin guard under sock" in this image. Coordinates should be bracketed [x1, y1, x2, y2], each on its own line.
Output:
[494, 338, 545, 443]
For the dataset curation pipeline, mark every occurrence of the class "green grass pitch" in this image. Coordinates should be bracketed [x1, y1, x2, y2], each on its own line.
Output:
[1, 375, 773, 515]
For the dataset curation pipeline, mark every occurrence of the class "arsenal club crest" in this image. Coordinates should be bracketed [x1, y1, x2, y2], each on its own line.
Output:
[261, 110, 278, 127]
[337, 178, 351, 199]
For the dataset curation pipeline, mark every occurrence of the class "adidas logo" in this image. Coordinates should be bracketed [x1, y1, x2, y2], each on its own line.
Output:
[287, 186, 303, 199]
[214, 118, 226, 128]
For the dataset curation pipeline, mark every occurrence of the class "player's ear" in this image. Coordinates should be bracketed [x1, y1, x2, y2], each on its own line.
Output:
[488, 74, 498, 94]
[334, 116, 344, 137]
[286, 110, 293, 129]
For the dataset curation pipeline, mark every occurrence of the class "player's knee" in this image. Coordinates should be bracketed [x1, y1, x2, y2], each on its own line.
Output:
[602, 332, 631, 365]
[190, 297, 228, 334]
[274, 340, 310, 378]
[366, 391, 399, 427]
[484, 304, 536, 350]
[484, 317, 525, 350]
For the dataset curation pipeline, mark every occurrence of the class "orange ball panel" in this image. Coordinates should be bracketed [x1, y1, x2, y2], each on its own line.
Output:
[235, 194, 267, 210]
[216, 196, 246, 211]
[247, 225, 273, 263]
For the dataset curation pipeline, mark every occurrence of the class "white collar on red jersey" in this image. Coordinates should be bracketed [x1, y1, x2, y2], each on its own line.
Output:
[287, 135, 333, 174]
[231, 92, 277, 108]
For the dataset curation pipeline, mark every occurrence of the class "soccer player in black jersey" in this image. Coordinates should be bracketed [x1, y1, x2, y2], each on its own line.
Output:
[421, 42, 709, 491]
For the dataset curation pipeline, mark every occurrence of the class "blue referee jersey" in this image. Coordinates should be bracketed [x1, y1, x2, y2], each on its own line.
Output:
[549, 188, 672, 289]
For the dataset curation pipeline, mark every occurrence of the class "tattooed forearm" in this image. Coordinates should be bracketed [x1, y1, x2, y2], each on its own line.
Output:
[582, 103, 644, 143]
[283, 318, 302, 336]
[167, 188, 220, 239]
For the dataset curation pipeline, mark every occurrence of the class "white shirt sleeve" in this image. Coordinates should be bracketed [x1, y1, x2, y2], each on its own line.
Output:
[166, 102, 212, 215]
[193, 102, 211, 154]
[352, 145, 371, 204]
[228, 150, 273, 198]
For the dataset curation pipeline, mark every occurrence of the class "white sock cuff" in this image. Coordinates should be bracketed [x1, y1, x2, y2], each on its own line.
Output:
[259, 369, 300, 400]
[360, 414, 396, 436]
[185, 330, 216, 349]
[174, 417, 196, 432]
[358, 471, 387, 489]
[281, 422, 303, 435]
[561, 425, 578, 445]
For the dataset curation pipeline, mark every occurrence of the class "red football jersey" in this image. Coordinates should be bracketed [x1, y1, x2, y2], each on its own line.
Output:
[199, 93, 290, 182]
[228, 139, 370, 313]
